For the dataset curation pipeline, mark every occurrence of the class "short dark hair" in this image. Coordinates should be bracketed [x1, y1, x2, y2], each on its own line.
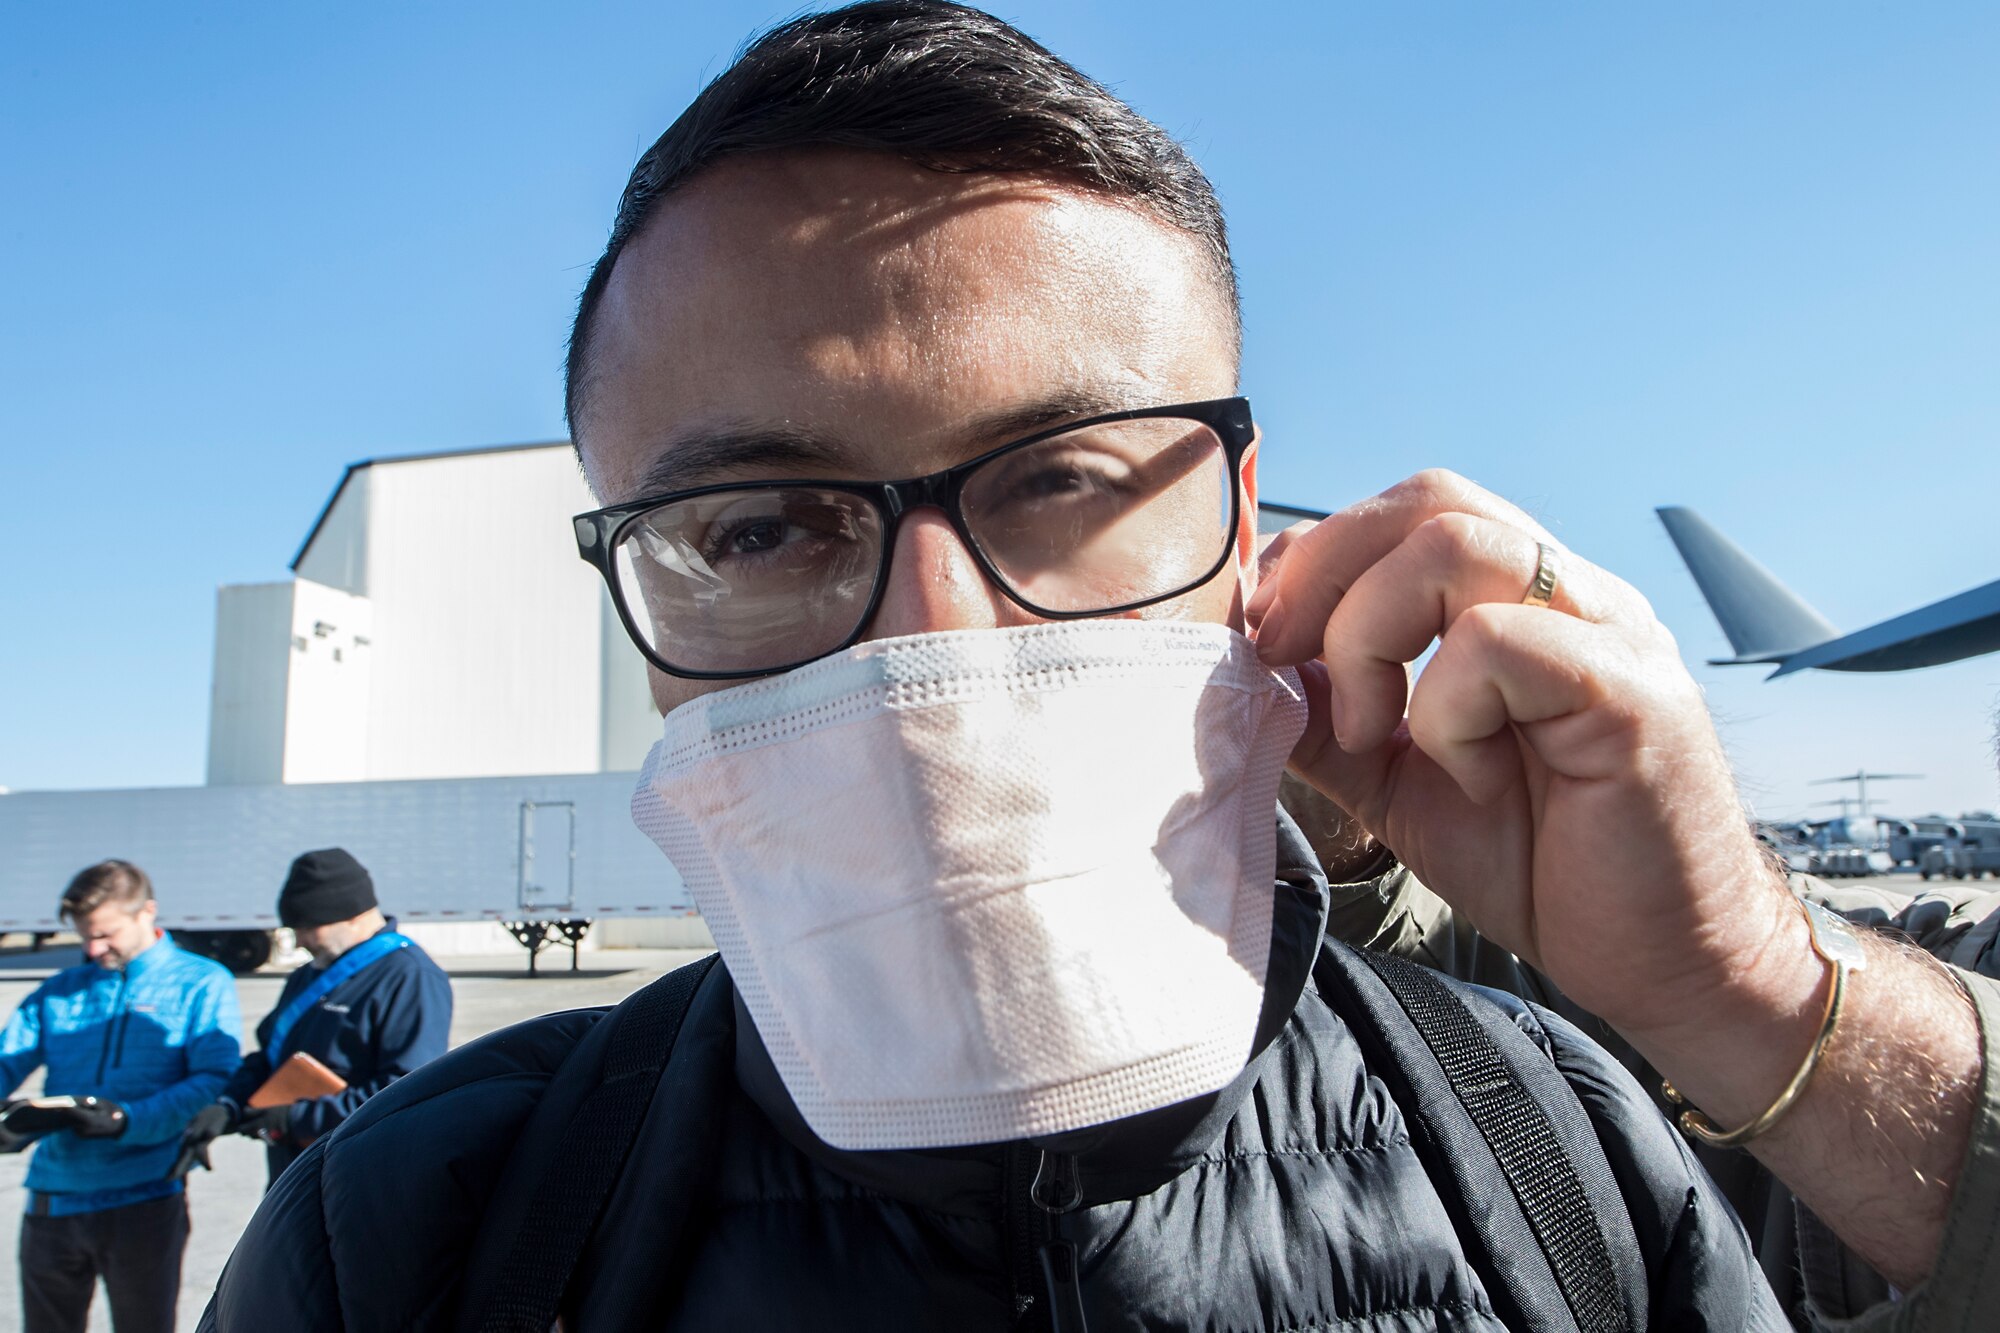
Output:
[565, 0, 1239, 438]
[60, 860, 153, 921]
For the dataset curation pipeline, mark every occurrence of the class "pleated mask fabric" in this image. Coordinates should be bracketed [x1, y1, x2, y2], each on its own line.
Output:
[631, 620, 1308, 1151]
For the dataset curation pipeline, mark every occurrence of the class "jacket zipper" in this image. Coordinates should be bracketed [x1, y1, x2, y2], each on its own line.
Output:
[1004, 1145, 1044, 1329]
[1030, 1151, 1088, 1333]
[95, 970, 129, 1083]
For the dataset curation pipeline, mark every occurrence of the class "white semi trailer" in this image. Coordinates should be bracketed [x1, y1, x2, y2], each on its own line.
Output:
[0, 772, 693, 972]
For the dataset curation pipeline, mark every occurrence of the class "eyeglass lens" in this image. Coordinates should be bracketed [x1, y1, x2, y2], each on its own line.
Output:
[610, 416, 1233, 675]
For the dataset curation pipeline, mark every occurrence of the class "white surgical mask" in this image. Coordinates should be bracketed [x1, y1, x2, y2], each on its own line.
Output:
[631, 619, 1306, 1151]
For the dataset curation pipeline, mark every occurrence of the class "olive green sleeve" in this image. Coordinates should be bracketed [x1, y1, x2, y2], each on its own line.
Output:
[1804, 968, 2000, 1332]
[1794, 876, 2000, 978]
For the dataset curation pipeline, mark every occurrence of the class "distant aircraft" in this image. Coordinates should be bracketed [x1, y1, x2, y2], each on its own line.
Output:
[1656, 507, 2000, 678]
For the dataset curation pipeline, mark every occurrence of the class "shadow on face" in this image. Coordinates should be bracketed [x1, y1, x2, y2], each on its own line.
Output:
[573, 150, 1257, 715]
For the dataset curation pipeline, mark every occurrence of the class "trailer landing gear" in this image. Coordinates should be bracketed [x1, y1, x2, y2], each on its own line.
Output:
[503, 919, 592, 975]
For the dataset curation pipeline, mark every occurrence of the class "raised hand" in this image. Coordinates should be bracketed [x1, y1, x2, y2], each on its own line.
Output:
[1249, 469, 1804, 1045]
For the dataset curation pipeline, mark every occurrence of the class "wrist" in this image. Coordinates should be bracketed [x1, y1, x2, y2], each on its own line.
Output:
[1619, 887, 1833, 1129]
[1667, 901, 1866, 1146]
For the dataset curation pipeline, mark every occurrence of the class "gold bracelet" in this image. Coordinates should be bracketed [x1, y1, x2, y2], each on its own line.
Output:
[1662, 899, 1868, 1149]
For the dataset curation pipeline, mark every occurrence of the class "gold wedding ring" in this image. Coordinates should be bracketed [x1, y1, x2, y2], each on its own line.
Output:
[1521, 541, 1560, 609]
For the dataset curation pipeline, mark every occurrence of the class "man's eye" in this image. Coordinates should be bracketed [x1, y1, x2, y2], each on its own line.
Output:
[1018, 466, 1093, 498]
[719, 518, 788, 554]
[699, 504, 856, 563]
[1004, 461, 1131, 507]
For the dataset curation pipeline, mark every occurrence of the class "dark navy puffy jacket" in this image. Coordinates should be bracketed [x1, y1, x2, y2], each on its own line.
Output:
[204, 824, 1786, 1331]
[219, 925, 452, 1176]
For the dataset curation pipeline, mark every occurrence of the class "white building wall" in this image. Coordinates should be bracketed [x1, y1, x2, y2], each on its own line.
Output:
[599, 590, 661, 771]
[597, 916, 715, 948]
[281, 579, 373, 783]
[359, 447, 606, 780]
[294, 470, 370, 595]
[213, 442, 669, 792]
[207, 583, 293, 785]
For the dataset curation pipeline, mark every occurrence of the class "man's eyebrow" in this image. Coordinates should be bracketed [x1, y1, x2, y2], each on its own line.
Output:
[953, 388, 1168, 453]
[630, 428, 854, 499]
[629, 387, 1169, 499]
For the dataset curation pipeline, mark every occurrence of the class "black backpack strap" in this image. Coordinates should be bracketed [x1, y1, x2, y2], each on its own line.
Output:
[476, 953, 719, 1333]
[1316, 943, 1644, 1333]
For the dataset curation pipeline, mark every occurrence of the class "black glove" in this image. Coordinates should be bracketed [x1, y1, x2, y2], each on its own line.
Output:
[70, 1096, 130, 1139]
[2, 1096, 127, 1140]
[0, 1102, 35, 1155]
[235, 1102, 293, 1144]
[167, 1102, 237, 1181]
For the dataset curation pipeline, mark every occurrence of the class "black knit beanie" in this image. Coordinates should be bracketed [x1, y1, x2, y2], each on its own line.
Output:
[279, 848, 378, 929]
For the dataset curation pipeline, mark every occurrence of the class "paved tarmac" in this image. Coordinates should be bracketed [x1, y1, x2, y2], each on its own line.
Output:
[0, 942, 709, 1332]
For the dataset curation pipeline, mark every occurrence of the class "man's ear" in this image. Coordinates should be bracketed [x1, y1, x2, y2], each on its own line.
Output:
[1233, 431, 1263, 576]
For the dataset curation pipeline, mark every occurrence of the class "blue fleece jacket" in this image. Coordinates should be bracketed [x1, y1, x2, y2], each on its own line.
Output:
[0, 934, 242, 1202]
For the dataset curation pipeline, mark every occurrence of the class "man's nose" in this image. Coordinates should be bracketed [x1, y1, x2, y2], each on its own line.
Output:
[84, 940, 107, 960]
[866, 509, 1030, 642]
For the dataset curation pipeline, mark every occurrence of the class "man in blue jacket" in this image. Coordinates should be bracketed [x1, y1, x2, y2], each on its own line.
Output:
[175, 848, 452, 1188]
[0, 859, 241, 1333]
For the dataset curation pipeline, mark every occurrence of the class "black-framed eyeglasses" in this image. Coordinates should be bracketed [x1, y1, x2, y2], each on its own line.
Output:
[573, 397, 1255, 679]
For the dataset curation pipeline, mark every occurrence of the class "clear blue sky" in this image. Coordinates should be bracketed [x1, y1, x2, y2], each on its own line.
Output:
[3, 2, 1996, 822]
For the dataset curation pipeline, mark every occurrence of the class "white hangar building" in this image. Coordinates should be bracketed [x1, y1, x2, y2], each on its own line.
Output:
[207, 441, 661, 787]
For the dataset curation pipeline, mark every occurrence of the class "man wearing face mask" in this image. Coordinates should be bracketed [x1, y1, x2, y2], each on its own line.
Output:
[173, 849, 452, 1189]
[0, 861, 239, 1333]
[205, 5, 1990, 1331]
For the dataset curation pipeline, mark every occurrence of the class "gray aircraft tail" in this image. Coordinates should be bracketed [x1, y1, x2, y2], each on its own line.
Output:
[1656, 507, 1838, 664]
